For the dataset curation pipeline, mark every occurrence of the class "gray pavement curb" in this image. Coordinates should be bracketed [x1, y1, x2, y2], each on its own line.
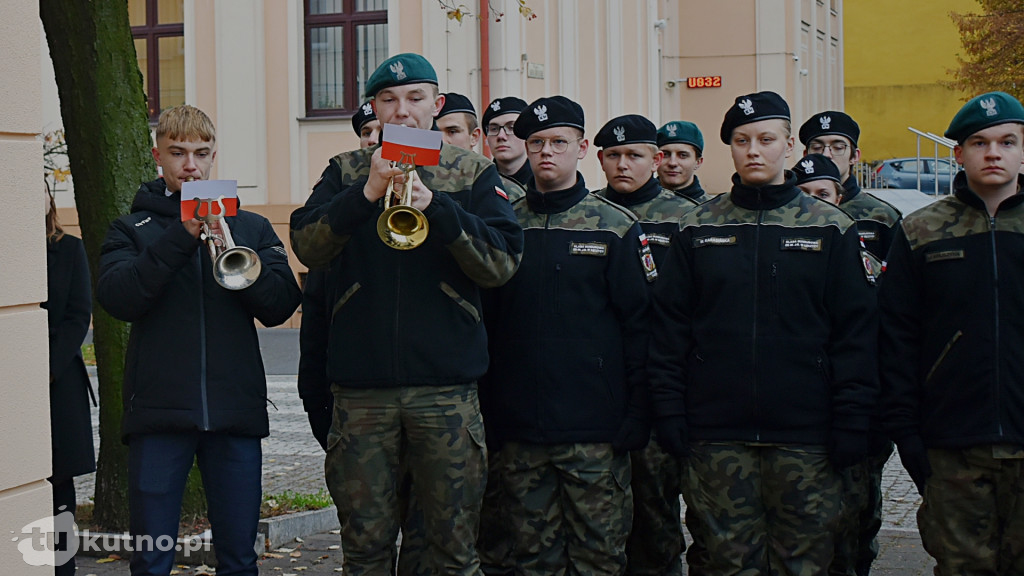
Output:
[259, 506, 340, 551]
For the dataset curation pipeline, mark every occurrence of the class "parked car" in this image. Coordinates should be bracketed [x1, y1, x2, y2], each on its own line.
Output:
[874, 157, 959, 194]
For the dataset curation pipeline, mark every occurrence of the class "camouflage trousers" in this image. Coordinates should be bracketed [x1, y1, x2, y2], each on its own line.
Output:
[683, 442, 841, 576]
[829, 443, 892, 576]
[626, 434, 693, 576]
[325, 384, 487, 576]
[495, 441, 633, 576]
[398, 449, 513, 576]
[918, 444, 1024, 575]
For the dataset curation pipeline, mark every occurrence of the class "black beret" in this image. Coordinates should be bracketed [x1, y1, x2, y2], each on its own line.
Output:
[482, 96, 528, 127]
[351, 101, 377, 135]
[437, 92, 476, 119]
[657, 121, 704, 153]
[594, 114, 657, 148]
[799, 111, 860, 147]
[364, 53, 438, 98]
[513, 96, 585, 139]
[945, 91, 1024, 143]
[720, 91, 790, 144]
[793, 153, 842, 186]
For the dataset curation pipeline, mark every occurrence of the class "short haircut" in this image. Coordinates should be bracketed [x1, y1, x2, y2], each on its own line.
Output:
[155, 105, 216, 143]
[462, 112, 479, 132]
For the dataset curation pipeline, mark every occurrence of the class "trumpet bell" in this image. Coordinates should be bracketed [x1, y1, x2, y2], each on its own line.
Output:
[214, 245, 263, 290]
[377, 205, 429, 250]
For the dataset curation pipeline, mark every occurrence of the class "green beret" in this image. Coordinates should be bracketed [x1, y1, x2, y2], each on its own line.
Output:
[364, 53, 438, 98]
[945, 91, 1024, 143]
[657, 121, 704, 153]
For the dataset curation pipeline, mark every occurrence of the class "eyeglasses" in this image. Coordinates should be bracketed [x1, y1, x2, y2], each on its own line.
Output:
[525, 137, 582, 154]
[485, 122, 516, 136]
[807, 141, 850, 155]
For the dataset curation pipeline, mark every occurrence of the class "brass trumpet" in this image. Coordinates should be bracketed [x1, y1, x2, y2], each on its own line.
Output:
[194, 195, 262, 290]
[376, 153, 429, 250]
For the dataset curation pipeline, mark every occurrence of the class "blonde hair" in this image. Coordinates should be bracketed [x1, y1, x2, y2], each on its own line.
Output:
[45, 184, 64, 243]
[155, 105, 216, 143]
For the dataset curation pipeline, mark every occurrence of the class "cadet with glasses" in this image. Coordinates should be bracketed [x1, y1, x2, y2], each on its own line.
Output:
[483, 96, 533, 191]
[799, 111, 900, 576]
[481, 96, 655, 575]
[649, 92, 878, 576]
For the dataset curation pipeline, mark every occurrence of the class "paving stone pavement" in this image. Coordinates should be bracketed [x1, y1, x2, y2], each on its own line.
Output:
[73, 330, 936, 574]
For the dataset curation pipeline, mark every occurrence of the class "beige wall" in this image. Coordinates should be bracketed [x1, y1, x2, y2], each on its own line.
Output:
[0, 1, 55, 573]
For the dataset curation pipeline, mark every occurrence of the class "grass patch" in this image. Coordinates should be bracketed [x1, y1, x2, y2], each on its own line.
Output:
[261, 489, 333, 518]
[82, 343, 96, 366]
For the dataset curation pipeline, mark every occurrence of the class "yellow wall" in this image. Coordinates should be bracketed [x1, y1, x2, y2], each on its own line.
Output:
[844, 0, 976, 162]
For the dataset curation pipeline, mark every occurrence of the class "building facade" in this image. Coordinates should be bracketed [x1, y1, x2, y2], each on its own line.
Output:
[44, 0, 845, 324]
[1, 0, 55, 572]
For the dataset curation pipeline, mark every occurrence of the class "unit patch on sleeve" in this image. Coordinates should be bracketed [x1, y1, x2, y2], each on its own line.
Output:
[638, 234, 658, 282]
[861, 250, 881, 286]
[569, 241, 608, 257]
[925, 249, 966, 263]
[692, 235, 737, 248]
[780, 237, 823, 252]
[645, 233, 671, 246]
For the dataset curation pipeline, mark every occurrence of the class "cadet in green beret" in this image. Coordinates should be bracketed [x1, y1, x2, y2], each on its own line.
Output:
[290, 52, 524, 575]
[881, 91, 1024, 576]
[657, 120, 710, 203]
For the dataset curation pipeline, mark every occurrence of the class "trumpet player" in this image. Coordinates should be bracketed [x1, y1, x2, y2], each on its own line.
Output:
[97, 105, 301, 576]
[290, 53, 523, 575]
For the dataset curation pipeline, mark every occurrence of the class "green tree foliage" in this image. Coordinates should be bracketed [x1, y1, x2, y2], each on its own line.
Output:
[949, 1, 1024, 101]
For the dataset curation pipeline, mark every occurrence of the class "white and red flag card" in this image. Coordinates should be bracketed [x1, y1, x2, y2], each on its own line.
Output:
[381, 124, 442, 166]
[181, 180, 239, 221]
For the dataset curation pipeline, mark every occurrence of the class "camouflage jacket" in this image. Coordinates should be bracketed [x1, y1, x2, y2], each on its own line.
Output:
[648, 171, 878, 445]
[599, 176, 698, 267]
[667, 174, 711, 204]
[840, 177, 901, 260]
[289, 144, 523, 388]
[880, 172, 1024, 449]
[482, 174, 655, 444]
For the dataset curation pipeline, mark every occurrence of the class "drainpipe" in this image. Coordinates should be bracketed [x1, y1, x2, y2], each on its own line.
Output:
[480, 0, 492, 158]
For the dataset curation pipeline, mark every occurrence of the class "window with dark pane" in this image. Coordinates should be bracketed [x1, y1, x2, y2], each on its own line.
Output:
[130, 0, 185, 121]
[305, 0, 387, 116]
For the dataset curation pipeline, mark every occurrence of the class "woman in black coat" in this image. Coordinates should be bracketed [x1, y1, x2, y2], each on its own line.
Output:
[43, 188, 95, 576]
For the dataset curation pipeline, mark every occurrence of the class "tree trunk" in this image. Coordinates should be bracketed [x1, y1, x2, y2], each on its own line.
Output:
[39, 0, 155, 531]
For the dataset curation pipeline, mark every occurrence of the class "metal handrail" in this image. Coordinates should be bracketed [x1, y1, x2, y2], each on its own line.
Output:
[908, 127, 957, 195]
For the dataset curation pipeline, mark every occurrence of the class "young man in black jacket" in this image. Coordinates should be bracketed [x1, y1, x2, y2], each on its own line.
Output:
[289, 53, 523, 575]
[881, 91, 1024, 575]
[649, 91, 878, 575]
[97, 105, 301, 576]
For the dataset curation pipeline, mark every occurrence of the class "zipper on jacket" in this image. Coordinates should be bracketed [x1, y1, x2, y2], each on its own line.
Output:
[197, 255, 210, 430]
[394, 261, 402, 382]
[989, 216, 1004, 436]
[770, 262, 779, 316]
[752, 205, 763, 442]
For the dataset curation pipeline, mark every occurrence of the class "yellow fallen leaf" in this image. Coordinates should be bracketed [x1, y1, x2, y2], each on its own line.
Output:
[96, 558, 116, 564]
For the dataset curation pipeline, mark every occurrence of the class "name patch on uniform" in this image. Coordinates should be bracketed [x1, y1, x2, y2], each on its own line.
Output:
[692, 235, 737, 248]
[569, 241, 608, 257]
[781, 237, 823, 252]
[926, 249, 965, 263]
[646, 233, 671, 246]
[859, 230, 878, 241]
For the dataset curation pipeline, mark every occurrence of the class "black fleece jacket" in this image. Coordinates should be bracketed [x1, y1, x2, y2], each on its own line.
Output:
[649, 172, 878, 444]
[97, 179, 301, 440]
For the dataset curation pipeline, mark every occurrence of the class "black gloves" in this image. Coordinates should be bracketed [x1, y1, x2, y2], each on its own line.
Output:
[830, 428, 869, 470]
[895, 435, 932, 494]
[613, 417, 651, 453]
[655, 415, 689, 457]
[306, 404, 333, 451]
